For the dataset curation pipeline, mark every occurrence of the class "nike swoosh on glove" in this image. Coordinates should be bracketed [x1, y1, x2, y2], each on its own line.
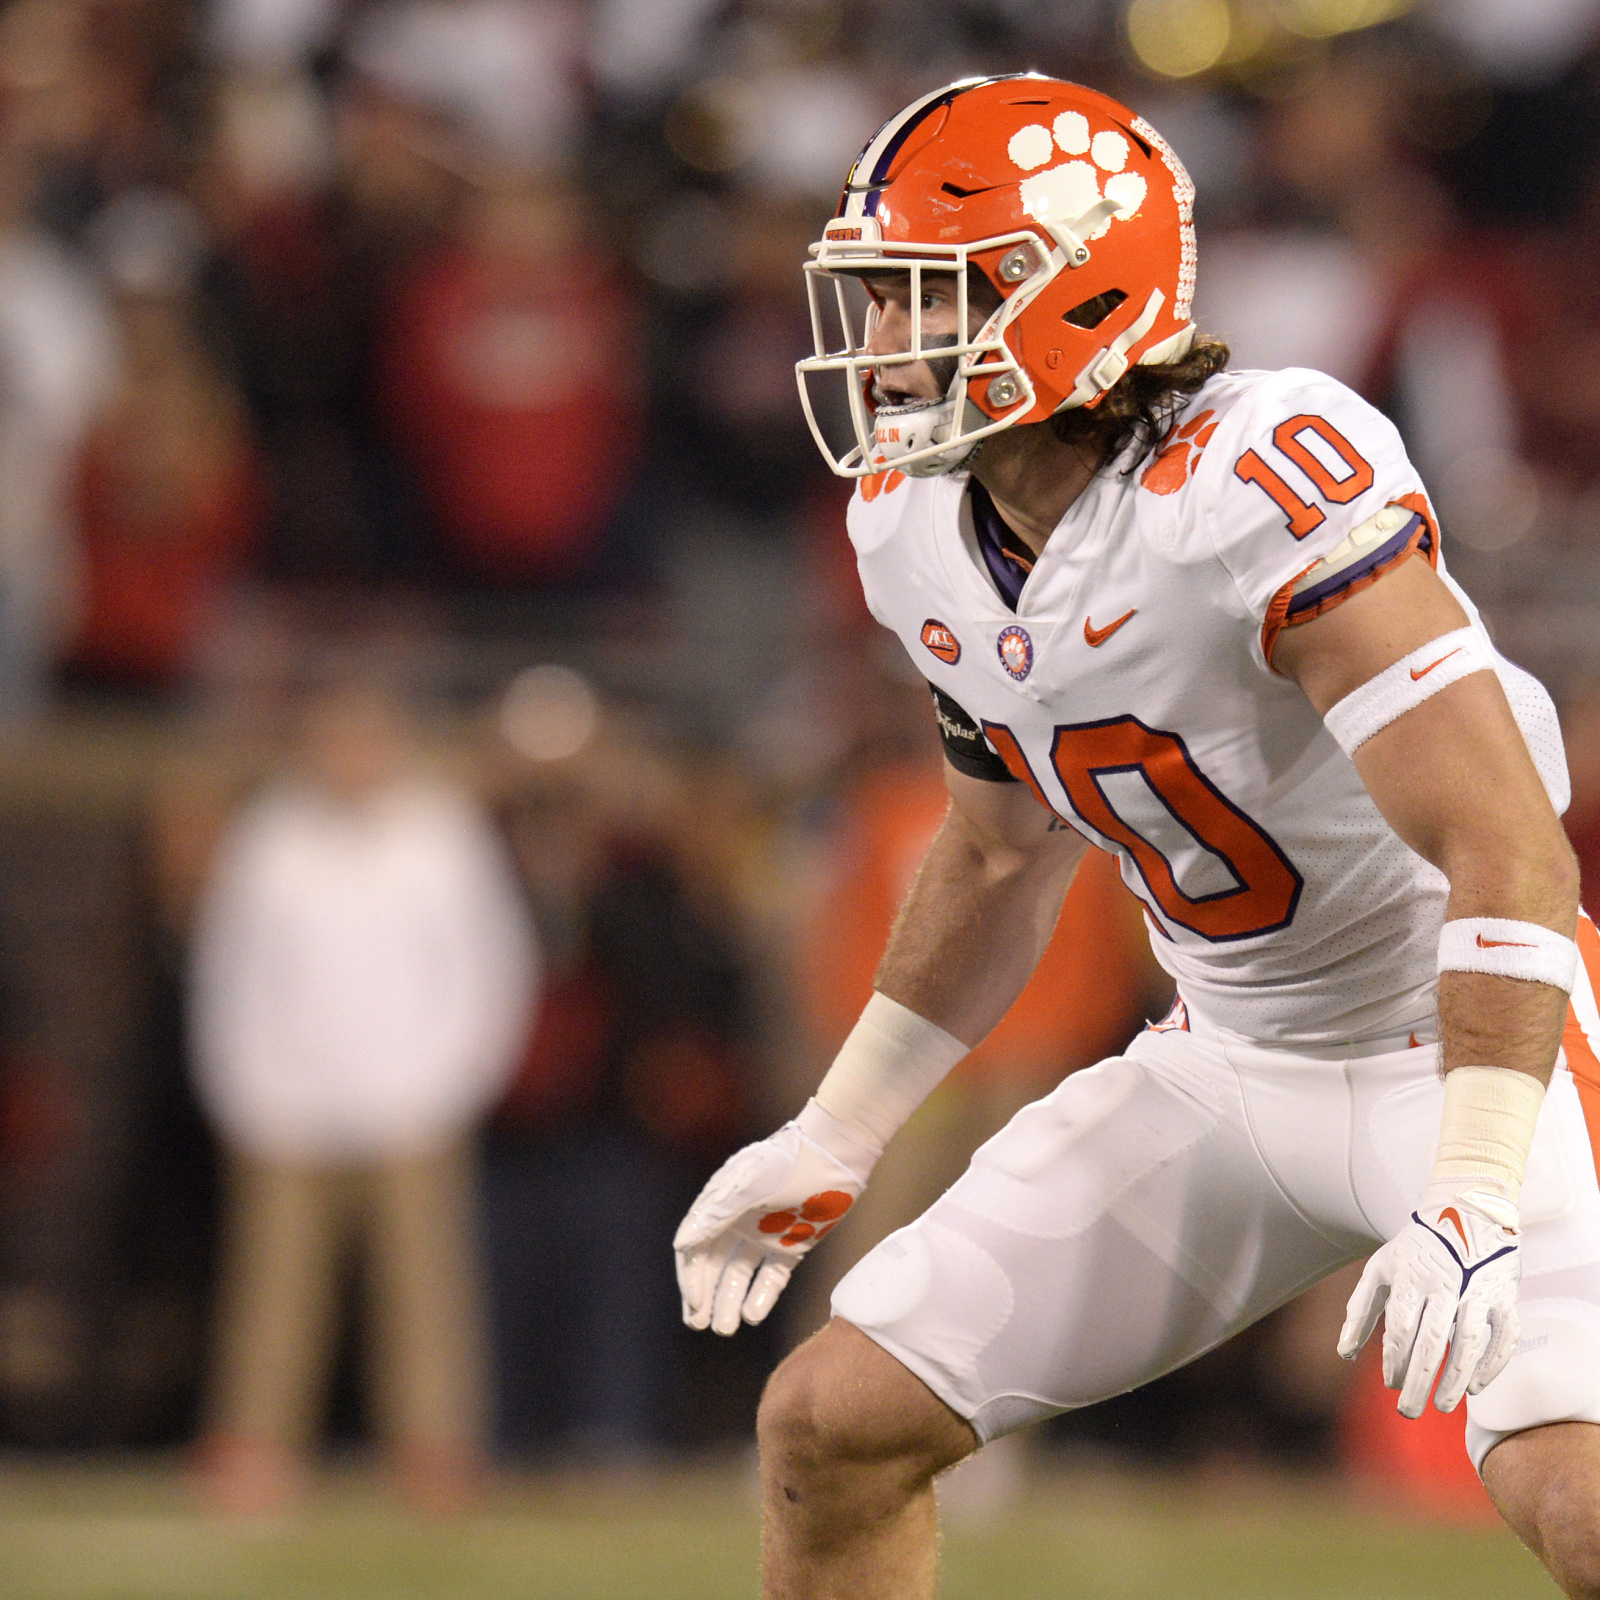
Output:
[1337, 1187, 1522, 1417]
[673, 1101, 879, 1336]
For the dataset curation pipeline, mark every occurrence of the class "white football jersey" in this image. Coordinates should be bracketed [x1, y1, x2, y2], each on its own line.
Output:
[849, 367, 1569, 1045]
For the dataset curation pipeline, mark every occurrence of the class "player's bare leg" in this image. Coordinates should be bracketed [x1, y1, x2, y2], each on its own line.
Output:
[1482, 1421, 1600, 1599]
[758, 1318, 977, 1600]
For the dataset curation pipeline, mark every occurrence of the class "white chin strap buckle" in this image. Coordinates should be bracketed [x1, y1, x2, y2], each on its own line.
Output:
[1066, 287, 1165, 409]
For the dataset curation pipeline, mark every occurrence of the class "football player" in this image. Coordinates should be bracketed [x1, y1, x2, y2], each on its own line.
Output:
[674, 75, 1600, 1598]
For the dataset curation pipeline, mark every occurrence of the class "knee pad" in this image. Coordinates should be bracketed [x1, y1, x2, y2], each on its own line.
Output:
[1466, 1300, 1600, 1474]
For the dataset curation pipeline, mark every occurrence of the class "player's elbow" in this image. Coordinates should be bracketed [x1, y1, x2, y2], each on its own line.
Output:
[945, 803, 1076, 890]
[1514, 823, 1580, 917]
[1440, 815, 1581, 926]
[1551, 830, 1583, 911]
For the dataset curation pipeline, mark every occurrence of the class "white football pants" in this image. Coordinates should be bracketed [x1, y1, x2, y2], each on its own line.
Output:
[833, 1004, 1600, 1472]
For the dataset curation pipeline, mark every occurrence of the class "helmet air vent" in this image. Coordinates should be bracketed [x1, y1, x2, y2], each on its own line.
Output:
[1119, 123, 1154, 159]
[1063, 289, 1128, 330]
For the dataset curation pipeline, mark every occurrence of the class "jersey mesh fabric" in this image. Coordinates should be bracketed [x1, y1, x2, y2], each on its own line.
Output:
[1497, 658, 1570, 813]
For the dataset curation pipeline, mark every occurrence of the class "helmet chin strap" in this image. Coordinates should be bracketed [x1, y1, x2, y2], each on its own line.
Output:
[1060, 288, 1166, 410]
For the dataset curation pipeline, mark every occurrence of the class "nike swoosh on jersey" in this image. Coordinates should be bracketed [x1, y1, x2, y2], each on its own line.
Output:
[1084, 609, 1137, 647]
[1477, 934, 1536, 949]
[1410, 647, 1462, 681]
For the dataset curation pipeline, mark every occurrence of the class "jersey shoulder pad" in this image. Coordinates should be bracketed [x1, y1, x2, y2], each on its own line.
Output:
[846, 468, 947, 633]
[1184, 367, 1434, 640]
[845, 465, 924, 557]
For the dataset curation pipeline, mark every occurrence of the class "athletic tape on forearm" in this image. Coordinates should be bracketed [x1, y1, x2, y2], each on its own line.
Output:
[1439, 917, 1579, 992]
[811, 991, 970, 1152]
[1322, 627, 1493, 756]
[1427, 1065, 1546, 1203]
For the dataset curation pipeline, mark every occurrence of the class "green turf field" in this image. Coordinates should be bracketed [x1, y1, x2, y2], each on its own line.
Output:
[0, 1457, 1560, 1599]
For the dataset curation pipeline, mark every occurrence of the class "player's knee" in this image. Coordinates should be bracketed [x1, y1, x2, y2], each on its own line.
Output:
[757, 1319, 970, 1489]
[757, 1328, 868, 1481]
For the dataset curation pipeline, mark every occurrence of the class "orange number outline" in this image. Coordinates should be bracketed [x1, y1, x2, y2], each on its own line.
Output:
[1235, 413, 1378, 538]
[983, 715, 1303, 943]
[1234, 449, 1324, 539]
[1272, 414, 1375, 505]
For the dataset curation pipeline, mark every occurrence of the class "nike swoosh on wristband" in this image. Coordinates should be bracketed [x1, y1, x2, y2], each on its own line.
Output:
[1477, 934, 1537, 948]
[1084, 609, 1137, 647]
[1410, 648, 1462, 681]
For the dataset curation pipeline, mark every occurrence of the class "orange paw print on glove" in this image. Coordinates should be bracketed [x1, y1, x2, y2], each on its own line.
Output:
[1140, 410, 1217, 496]
[757, 1190, 854, 1247]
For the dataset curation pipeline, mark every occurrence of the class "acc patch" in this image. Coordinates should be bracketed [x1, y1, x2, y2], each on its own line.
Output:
[921, 619, 961, 664]
[997, 624, 1033, 681]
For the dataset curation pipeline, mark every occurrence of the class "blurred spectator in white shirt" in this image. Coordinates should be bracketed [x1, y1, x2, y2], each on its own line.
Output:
[189, 679, 538, 1515]
[0, 215, 119, 717]
[345, 0, 585, 175]
[0, 94, 119, 716]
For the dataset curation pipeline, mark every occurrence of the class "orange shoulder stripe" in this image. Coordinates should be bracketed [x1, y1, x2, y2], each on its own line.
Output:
[1563, 913, 1600, 1182]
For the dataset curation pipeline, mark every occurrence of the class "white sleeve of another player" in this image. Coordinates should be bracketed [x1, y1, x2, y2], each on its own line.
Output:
[1191, 369, 1436, 669]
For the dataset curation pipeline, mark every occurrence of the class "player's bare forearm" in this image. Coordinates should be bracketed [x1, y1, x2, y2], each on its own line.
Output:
[874, 762, 1087, 1047]
[1276, 555, 1580, 1082]
[1358, 683, 1577, 1082]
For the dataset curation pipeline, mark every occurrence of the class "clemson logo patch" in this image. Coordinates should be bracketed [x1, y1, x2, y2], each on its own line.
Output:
[997, 624, 1033, 681]
[921, 619, 961, 664]
[859, 467, 905, 502]
[1006, 112, 1148, 239]
[1141, 409, 1217, 496]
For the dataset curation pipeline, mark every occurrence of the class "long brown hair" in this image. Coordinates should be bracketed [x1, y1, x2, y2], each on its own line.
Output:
[1048, 332, 1231, 471]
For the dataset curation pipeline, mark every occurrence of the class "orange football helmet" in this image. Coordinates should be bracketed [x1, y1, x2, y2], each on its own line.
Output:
[796, 74, 1198, 478]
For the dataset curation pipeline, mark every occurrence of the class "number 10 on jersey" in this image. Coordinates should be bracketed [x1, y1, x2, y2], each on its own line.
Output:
[1234, 414, 1375, 538]
[983, 716, 1304, 942]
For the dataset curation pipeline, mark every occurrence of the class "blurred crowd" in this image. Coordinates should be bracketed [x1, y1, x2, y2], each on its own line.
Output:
[0, 0, 1594, 1516]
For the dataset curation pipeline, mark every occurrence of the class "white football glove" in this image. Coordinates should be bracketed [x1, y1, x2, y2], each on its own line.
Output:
[674, 1101, 879, 1336]
[1337, 1187, 1522, 1417]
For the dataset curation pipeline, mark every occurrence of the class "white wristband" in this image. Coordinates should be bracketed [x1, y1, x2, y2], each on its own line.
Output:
[1323, 626, 1493, 756]
[1439, 917, 1579, 993]
[811, 991, 970, 1152]
[1426, 1064, 1546, 1206]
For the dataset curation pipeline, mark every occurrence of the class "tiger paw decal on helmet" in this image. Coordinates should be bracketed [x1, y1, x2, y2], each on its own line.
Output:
[1007, 113, 1148, 239]
[797, 75, 1202, 479]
